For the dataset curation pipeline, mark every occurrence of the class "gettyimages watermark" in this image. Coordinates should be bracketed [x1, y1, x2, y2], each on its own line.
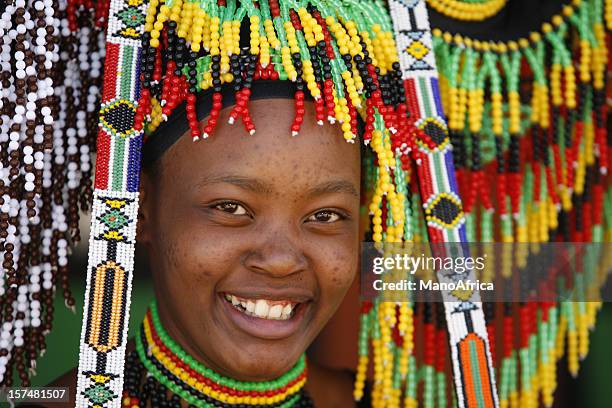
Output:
[360, 242, 612, 302]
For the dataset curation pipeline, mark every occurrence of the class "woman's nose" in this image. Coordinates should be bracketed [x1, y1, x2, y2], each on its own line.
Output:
[244, 229, 308, 278]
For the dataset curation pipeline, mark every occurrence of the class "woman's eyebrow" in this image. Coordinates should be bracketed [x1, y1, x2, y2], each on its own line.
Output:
[306, 180, 359, 198]
[196, 174, 274, 195]
[196, 175, 358, 198]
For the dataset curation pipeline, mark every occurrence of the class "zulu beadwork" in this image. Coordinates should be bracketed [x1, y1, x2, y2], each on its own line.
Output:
[73, 0, 499, 406]
[76, 0, 145, 403]
[361, 1, 498, 407]
[429, 1, 612, 407]
[426, 0, 507, 21]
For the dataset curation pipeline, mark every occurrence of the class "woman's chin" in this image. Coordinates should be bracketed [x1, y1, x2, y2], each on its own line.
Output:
[212, 344, 304, 382]
[193, 297, 313, 381]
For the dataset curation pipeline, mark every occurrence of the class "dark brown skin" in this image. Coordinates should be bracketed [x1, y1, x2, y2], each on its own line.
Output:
[49, 99, 360, 407]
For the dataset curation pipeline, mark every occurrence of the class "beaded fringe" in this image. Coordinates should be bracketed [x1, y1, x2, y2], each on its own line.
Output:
[356, 1, 612, 408]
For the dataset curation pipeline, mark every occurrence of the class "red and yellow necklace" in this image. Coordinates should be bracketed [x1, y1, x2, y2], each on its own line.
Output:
[122, 302, 312, 408]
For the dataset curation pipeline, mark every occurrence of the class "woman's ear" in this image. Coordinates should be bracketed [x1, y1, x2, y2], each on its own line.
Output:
[137, 169, 154, 245]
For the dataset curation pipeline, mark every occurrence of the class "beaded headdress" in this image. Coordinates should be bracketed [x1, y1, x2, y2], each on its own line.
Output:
[0, 1, 609, 408]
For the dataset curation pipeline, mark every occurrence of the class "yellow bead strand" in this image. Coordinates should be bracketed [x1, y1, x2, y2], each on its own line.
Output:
[302, 60, 320, 98]
[177, 0, 192, 40]
[281, 22, 298, 81]
[371, 25, 388, 74]
[231, 19, 241, 55]
[220, 20, 232, 73]
[210, 16, 221, 56]
[202, 11, 211, 50]
[550, 63, 563, 107]
[353, 354, 369, 401]
[341, 70, 361, 109]
[491, 91, 503, 136]
[360, 31, 378, 68]
[592, 24, 607, 90]
[567, 304, 579, 377]
[264, 18, 280, 50]
[326, 16, 350, 56]
[371, 332, 383, 408]
[352, 65, 364, 93]
[190, 7, 205, 52]
[249, 15, 261, 55]
[564, 65, 577, 109]
[379, 302, 395, 403]
[144, 0, 161, 33]
[298, 10, 316, 48]
[383, 31, 400, 70]
[578, 39, 592, 83]
[468, 88, 484, 134]
[577, 304, 589, 360]
[343, 20, 363, 57]
[150, 4, 171, 47]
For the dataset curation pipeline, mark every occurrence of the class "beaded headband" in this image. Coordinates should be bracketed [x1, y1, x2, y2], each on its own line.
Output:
[142, 80, 316, 165]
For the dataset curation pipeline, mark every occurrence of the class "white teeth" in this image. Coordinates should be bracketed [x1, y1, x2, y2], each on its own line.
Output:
[254, 299, 269, 317]
[224, 294, 298, 320]
[282, 304, 292, 317]
[269, 304, 283, 319]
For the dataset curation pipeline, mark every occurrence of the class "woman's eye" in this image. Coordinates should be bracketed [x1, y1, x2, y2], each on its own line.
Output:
[307, 210, 343, 223]
[214, 202, 248, 215]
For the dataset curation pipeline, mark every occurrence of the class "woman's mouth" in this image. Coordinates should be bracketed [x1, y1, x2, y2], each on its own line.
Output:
[218, 292, 311, 340]
[223, 293, 299, 321]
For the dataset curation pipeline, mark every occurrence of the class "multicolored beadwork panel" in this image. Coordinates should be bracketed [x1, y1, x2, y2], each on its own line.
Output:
[77, 190, 139, 408]
[94, 41, 144, 193]
[389, 1, 498, 407]
[77, 0, 147, 405]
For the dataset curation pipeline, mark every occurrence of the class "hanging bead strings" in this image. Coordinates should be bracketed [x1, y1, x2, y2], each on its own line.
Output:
[429, 0, 612, 407]
[0, 0, 106, 387]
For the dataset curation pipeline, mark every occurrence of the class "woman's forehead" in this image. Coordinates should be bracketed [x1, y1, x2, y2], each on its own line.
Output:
[158, 99, 361, 190]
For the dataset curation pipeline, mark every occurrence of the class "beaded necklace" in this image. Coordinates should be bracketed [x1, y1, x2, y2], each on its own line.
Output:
[426, 0, 508, 21]
[431, 0, 610, 245]
[122, 303, 313, 408]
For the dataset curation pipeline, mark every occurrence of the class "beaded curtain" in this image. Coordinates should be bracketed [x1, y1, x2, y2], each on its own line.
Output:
[0, 0, 106, 388]
[427, 1, 612, 407]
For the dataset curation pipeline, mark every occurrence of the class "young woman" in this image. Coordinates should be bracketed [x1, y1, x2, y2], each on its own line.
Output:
[49, 95, 365, 407]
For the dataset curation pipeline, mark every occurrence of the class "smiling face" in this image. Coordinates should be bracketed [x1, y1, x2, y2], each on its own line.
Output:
[138, 98, 361, 381]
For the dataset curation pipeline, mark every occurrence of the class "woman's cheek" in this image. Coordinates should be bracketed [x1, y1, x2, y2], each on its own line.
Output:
[318, 248, 358, 296]
[174, 227, 248, 287]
